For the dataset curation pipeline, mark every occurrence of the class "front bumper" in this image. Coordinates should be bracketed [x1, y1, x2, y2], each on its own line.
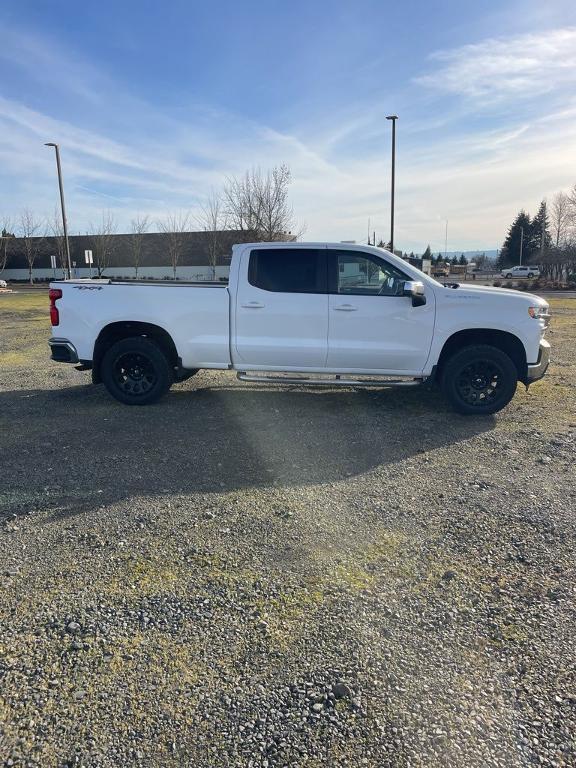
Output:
[526, 340, 550, 383]
[49, 338, 79, 364]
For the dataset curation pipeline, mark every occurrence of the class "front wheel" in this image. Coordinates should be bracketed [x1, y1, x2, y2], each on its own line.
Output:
[101, 337, 173, 405]
[505, 273, 513, 279]
[527, 272, 534, 278]
[441, 345, 518, 415]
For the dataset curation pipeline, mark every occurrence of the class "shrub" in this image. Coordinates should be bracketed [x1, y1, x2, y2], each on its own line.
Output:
[493, 280, 502, 287]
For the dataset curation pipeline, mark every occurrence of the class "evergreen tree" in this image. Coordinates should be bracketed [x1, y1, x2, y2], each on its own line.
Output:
[529, 200, 552, 258]
[422, 244, 432, 260]
[498, 210, 531, 268]
[450, 255, 459, 265]
[458, 254, 467, 265]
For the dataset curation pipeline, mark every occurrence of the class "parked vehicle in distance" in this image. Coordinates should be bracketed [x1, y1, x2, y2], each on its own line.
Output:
[432, 263, 450, 278]
[48, 242, 551, 415]
[501, 265, 540, 279]
[0, 279, 8, 288]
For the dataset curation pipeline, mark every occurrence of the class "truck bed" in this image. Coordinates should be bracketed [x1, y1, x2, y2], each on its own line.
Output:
[51, 279, 232, 369]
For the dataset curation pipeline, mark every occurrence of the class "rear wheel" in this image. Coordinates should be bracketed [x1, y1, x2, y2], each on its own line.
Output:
[441, 344, 518, 415]
[528, 272, 534, 278]
[101, 337, 173, 405]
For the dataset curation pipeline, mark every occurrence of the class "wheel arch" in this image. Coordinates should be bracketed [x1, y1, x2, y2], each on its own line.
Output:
[436, 329, 527, 383]
[92, 321, 178, 384]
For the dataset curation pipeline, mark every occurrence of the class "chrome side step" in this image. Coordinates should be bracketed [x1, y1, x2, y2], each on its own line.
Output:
[236, 372, 424, 387]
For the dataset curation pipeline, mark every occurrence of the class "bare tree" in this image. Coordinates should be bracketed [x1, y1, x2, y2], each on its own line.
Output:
[49, 209, 68, 277]
[567, 183, 576, 238]
[195, 191, 227, 279]
[223, 165, 299, 241]
[1, 218, 15, 275]
[20, 210, 45, 284]
[157, 212, 190, 279]
[550, 191, 571, 247]
[89, 212, 117, 277]
[130, 214, 150, 278]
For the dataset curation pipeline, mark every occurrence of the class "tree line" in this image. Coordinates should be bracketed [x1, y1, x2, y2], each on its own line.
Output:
[0, 165, 299, 283]
[498, 185, 576, 280]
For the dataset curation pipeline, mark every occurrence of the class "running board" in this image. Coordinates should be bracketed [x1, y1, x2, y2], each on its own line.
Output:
[236, 372, 424, 387]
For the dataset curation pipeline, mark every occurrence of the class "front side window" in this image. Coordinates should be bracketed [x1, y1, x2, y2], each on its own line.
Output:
[248, 248, 325, 293]
[329, 251, 408, 296]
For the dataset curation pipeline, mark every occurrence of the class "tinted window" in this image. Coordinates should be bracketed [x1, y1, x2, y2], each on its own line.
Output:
[248, 249, 325, 293]
[329, 250, 408, 296]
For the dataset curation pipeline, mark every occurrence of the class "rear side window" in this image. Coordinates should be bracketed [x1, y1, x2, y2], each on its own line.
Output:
[248, 248, 325, 293]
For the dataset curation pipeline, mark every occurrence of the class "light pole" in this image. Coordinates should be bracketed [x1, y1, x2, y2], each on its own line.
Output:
[386, 115, 398, 254]
[44, 143, 72, 279]
[444, 219, 449, 260]
[519, 227, 524, 266]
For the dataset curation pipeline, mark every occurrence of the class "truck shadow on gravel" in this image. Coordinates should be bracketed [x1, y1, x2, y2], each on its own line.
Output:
[0, 379, 496, 521]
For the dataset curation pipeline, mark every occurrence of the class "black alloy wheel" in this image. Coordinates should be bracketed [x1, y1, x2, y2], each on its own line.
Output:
[442, 344, 518, 415]
[113, 351, 157, 397]
[455, 359, 504, 408]
[101, 337, 173, 405]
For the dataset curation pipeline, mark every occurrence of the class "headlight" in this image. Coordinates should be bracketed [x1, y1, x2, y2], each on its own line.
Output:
[528, 305, 550, 325]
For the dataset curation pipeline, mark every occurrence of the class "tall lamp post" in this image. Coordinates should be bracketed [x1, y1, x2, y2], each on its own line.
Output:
[44, 143, 72, 279]
[386, 115, 398, 254]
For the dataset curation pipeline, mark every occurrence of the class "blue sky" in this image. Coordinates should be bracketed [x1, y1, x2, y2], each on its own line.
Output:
[1, 0, 575, 252]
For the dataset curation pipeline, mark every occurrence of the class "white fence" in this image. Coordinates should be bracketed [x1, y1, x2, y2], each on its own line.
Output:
[0, 265, 231, 282]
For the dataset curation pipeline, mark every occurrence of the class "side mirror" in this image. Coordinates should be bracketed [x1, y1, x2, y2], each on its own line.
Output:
[403, 280, 427, 307]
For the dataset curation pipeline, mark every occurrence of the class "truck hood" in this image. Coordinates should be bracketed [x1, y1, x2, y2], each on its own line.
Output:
[438, 283, 548, 308]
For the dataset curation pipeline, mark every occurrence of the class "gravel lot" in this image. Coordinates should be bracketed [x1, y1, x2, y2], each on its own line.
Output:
[1, 292, 575, 767]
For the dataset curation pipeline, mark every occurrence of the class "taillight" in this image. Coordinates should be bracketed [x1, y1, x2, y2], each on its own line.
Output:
[49, 288, 62, 326]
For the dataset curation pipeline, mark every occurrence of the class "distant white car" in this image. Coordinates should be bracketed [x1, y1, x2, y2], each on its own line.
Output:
[0, 279, 8, 288]
[501, 265, 540, 279]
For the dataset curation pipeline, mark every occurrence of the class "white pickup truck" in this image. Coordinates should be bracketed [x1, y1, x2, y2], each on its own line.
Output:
[48, 242, 550, 415]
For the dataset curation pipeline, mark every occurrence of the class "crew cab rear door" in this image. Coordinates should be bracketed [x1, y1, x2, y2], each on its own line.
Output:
[233, 246, 328, 368]
[326, 248, 435, 373]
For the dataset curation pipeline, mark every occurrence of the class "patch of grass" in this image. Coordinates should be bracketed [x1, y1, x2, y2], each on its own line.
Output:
[0, 350, 37, 366]
[331, 562, 375, 592]
[500, 622, 528, 643]
[548, 298, 576, 311]
[106, 554, 183, 596]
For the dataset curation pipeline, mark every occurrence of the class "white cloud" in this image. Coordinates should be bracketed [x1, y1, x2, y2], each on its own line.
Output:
[1, 24, 576, 253]
[416, 27, 576, 103]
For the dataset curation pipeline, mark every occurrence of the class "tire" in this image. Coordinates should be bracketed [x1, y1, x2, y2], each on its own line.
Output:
[101, 337, 173, 405]
[441, 344, 518, 415]
[505, 273, 513, 279]
[528, 272, 534, 278]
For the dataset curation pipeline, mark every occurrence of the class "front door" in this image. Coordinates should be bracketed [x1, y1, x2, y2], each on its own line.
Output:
[326, 249, 435, 373]
[234, 247, 328, 369]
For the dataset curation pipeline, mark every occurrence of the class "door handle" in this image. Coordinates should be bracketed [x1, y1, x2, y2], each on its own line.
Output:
[241, 301, 265, 309]
[333, 304, 358, 311]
